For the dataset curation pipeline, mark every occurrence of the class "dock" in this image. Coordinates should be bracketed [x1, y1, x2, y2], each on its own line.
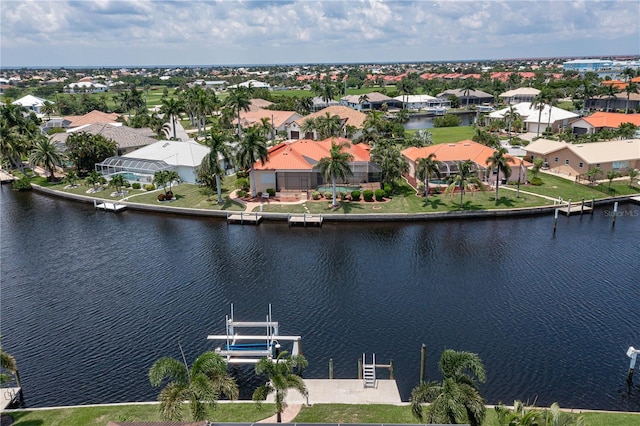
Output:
[227, 212, 263, 225]
[1, 387, 22, 410]
[0, 170, 16, 184]
[557, 200, 593, 216]
[288, 213, 323, 227]
[269, 379, 402, 405]
[94, 200, 127, 212]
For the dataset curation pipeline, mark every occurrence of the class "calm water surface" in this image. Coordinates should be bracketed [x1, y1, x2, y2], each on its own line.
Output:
[1, 186, 639, 411]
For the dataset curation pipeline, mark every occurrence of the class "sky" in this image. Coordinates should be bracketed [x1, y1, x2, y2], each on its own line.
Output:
[1, 0, 639, 68]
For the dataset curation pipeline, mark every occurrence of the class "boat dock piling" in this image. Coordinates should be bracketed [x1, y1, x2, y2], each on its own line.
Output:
[557, 198, 594, 216]
[227, 212, 263, 225]
[288, 213, 323, 227]
[94, 200, 127, 213]
[627, 346, 639, 384]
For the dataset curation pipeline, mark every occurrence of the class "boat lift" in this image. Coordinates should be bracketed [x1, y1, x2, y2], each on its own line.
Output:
[627, 346, 640, 383]
[207, 304, 302, 364]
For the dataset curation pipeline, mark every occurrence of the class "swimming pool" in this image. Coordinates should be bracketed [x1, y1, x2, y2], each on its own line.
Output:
[111, 172, 153, 183]
[316, 185, 361, 193]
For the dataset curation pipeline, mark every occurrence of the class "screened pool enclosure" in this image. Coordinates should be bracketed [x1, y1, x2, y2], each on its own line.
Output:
[95, 157, 174, 184]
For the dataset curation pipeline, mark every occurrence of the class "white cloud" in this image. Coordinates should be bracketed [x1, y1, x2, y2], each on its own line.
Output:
[0, 0, 638, 67]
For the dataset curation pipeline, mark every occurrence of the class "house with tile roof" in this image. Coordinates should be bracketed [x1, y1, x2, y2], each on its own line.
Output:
[251, 137, 380, 194]
[234, 109, 303, 141]
[570, 112, 640, 135]
[499, 87, 541, 105]
[489, 102, 579, 134]
[289, 106, 368, 140]
[340, 92, 401, 111]
[64, 110, 121, 128]
[525, 138, 640, 178]
[402, 140, 527, 189]
[51, 123, 157, 155]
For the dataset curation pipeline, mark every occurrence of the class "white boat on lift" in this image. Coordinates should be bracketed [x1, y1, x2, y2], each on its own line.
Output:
[207, 304, 302, 364]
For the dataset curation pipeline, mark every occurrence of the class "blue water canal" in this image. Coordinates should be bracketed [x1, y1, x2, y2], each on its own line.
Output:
[1, 185, 639, 411]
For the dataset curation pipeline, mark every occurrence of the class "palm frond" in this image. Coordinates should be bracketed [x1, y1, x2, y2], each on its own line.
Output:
[149, 356, 188, 387]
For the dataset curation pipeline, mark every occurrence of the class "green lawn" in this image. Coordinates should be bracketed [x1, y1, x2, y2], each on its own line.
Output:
[258, 181, 553, 214]
[7, 403, 639, 426]
[429, 125, 476, 144]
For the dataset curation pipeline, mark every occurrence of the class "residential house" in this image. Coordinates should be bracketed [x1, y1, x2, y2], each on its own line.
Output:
[570, 112, 640, 135]
[65, 110, 121, 128]
[52, 122, 157, 155]
[12, 95, 51, 114]
[401, 140, 527, 189]
[228, 80, 270, 90]
[340, 92, 401, 111]
[190, 79, 227, 90]
[289, 106, 367, 140]
[499, 87, 541, 105]
[525, 138, 640, 177]
[309, 96, 340, 112]
[437, 89, 494, 106]
[488, 102, 579, 134]
[590, 92, 640, 113]
[251, 137, 380, 194]
[65, 81, 108, 93]
[234, 109, 303, 141]
[392, 94, 450, 112]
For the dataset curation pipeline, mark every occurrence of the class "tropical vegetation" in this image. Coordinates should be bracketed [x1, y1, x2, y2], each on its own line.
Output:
[315, 140, 354, 207]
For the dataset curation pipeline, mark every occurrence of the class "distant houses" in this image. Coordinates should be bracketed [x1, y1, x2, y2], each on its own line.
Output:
[288, 106, 367, 140]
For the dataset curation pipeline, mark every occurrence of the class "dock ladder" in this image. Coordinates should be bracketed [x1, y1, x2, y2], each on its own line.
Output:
[362, 353, 376, 388]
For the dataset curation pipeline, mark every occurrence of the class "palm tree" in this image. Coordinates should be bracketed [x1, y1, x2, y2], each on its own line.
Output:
[63, 170, 79, 187]
[165, 170, 180, 194]
[252, 351, 308, 423]
[485, 148, 514, 205]
[29, 136, 66, 181]
[85, 170, 105, 190]
[316, 112, 342, 138]
[411, 349, 486, 426]
[445, 160, 485, 209]
[321, 82, 336, 104]
[226, 86, 252, 136]
[358, 93, 370, 110]
[624, 81, 638, 114]
[154, 170, 169, 195]
[236, 127, 269, 197]
[202, 129, 233, 204]
[42, 101, 56, 120]
[370, 142, 408, 191]
[531, 157, 544, 179]
[503, 105, 520, 145]
[587, 166, 603, 184]
[606, 170, 620, 192]
[1, 344, 19, 387]
[315, 140, 354, 207]
[603, 84, 620, 112]
[149, 350, 239, 421]
[461, 78, 476, 109]
[531, 90, 551, 137]
[160, 97, 184, 140]
[628, 168, 639, 187]
[416, 153, 442, 202]
[109, 174, 127, 195]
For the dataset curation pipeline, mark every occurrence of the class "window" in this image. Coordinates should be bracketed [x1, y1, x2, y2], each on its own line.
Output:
[579, 162, 584, 168]
[596, 163, 601, 168]
[612, 161, 629, 170]
[565, 159, 570, 165]
[554, 157, 559, 162]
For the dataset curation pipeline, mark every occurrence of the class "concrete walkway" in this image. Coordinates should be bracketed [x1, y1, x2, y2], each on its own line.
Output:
[257, 404, 303, 423]
[230, 190, 308, 213]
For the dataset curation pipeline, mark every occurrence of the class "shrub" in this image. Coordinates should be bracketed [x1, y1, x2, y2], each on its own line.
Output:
[131, 182, 141, 190]
[340, 191, 348, 200]
[383, 183, 392, 196]
[375, 188, 386, 201]
[236, 170, 249, 179]
[351, 190, 361, 201]
[235, 177, 250, 191]
[144, 184, 155, 191]
[324, 191, 332, 199]
[530, 177, 544, 186]
[237, 190, 247, 198]
[363, 189, 374, 202]
[165, 192, 173, 200]
[433, 114, 462, 128]
[311, 191, 321, 200]
[266, 188, 276, 197]
[157, 193, 166, 201]
[12, 177, 32, 191]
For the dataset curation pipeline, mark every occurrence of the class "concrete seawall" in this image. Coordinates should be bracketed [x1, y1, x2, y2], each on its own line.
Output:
[30, 184, 634, 223]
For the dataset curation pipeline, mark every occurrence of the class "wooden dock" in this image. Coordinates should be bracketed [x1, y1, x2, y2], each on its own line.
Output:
[0, 170, 16, 184]
[94, 200, 127, 213]
[288, 213, 323, 227]
[557, 201, 593, 216]
[227, 212, 263, 225]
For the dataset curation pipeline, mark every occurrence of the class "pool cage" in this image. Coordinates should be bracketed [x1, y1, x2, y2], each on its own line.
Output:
[95, 156, 174, 184]
[434, 161, 486, 181]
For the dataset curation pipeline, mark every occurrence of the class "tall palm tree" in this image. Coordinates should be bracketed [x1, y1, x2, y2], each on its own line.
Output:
[603, 84, 620, 112]
[445, 160, 484, 209]
[149, 350, 239, 421]
[252, 351, 308, 423]
[485, 147, 514, 205]
[315, 140, 354, 207]
[316, 112, 342, 138]
[202, 129, 233, 204]
[628, 168, 639, 187]
[236, 127, 269, 197]
[411, 349, 486, 426]
[226, 86, 252, 136]
[416, 153, 442, 202]
[1, 344, 20, 387]
[321, 82, 336, 104]
[502, 105, 520, 145]
[160, 97, 185, 140]
[370, 141, 408, 191]
[624, 81, 638, 114]
[29, 136, 67, 181]
[461, 78, 476, 109]
[531, 91, 549, 137]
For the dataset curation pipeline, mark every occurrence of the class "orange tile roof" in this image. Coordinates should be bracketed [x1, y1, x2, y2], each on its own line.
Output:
[66, 110, 120, 127]
[402, 140, 527, 166]
[582, 112, 640, 128]
[253, 137, 371, 171]
[298, 105, 368, 129]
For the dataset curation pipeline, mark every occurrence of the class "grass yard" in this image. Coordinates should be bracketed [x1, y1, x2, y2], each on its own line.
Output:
[429, 125, 476, 144]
